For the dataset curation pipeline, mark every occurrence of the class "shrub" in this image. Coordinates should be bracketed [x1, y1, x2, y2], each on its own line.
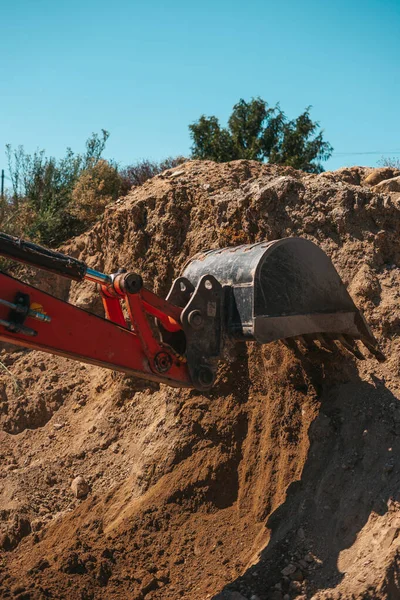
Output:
[71, 159, 121, 223]
[4, 131, 110, 245]
[119, 156, 186, 194]
[3, 128, 186, 247]
[379, 156, 400, 169]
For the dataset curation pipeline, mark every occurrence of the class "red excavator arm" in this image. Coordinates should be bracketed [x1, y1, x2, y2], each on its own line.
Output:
[0, 233, 195, 388]
[0, 232, 384, 391]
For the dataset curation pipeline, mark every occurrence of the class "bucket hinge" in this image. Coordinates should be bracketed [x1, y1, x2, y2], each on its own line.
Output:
[180, 275, 224, 390]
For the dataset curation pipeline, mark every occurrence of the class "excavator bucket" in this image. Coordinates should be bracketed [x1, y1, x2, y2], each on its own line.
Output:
[181, 238, 384, 361]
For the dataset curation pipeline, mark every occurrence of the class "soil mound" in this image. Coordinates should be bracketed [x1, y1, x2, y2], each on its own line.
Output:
[0, 160, 400, 599]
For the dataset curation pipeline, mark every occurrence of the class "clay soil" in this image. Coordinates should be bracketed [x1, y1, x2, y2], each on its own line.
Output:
[0, 160, 400, 600]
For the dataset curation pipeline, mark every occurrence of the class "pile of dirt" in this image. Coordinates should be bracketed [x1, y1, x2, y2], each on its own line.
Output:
[0, 160, 400, 600]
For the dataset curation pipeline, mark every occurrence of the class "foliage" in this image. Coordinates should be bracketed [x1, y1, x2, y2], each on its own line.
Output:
[378, 156, 400, 169]
[2, 132, 187, 248]
[0, 188, 35, 239]
[71, 159, 121, 222]
[189, 97, 333, 173]
[119, 156, 186, 194]
[4, 131, 112, 245]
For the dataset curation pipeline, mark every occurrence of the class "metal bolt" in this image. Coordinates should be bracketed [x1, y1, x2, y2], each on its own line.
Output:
[188, 309, 203, 329]
[123, 272, 143, 294]
[154, 351, 172, 373]
[197, 366, 214, 388]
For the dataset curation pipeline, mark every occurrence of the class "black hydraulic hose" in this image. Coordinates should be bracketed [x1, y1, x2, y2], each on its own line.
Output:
[0, 232, 87, 281]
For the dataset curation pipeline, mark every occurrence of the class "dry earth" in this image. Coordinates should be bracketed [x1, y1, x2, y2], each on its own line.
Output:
[0, 161, 400, 599]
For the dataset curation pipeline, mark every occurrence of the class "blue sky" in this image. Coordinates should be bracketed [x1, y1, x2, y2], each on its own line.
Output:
[1, 0, 399, 175]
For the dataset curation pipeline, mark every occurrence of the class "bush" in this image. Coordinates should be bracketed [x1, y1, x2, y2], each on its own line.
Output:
[119, 156, 186, 194]
[71, 159, 121, 223]
[2, 129, 186, 248]
[379, 157, 400, 169]
[4, 131, 111, 246]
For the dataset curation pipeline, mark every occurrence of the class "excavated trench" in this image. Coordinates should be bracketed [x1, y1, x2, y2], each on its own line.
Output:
[0, 160, 400, 599]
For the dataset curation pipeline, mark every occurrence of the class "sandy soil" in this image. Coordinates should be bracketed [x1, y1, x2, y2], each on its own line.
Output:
[0, 160, 399, 599]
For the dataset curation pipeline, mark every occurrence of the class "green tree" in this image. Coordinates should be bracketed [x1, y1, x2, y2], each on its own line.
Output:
[189, 98, 333, 173]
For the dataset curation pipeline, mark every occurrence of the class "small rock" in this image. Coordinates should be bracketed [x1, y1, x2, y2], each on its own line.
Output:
[298, 559, 308, 569]
[12, 586, 26, 595]
[380, 526, 400, 551]
[384, 461, 394, 473]
[281, 563, 297, 577]
[304, 553, 314, 563]
[0, 533, 12, 551]
[297, 527, 305, 540]
[373, 175, 400, 193]
[30, 519, 44, 532]
[53, 422, 65, 430]
[60, 551, 86, 574]
[44, 473, 57, 486]
[71, 476, 89, 499]
[289, 580, 303, 592]
[363, 168, 400, 186]
[168, 169, 185, 179]
[34, 558, 50, 572]
[290, 568, 304, 582]
[97, 560, 113, 586]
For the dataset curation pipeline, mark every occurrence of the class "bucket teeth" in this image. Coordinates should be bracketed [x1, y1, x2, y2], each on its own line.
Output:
[295, 336, 310, 351]
[359, 338, 386, 363]
[314, 333, 336, 353]
[336, 334, 365, 360]
[282, 332, 386, 365]
[302, 334, 320, 351]
[283, 334, 335, 355]
[281, 338, 299, 352]
[282, 332, 369, 362]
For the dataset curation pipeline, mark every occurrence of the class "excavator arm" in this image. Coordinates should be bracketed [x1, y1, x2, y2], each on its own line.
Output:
[0, 233, 384, 391]
[0, 235, 194, 387]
